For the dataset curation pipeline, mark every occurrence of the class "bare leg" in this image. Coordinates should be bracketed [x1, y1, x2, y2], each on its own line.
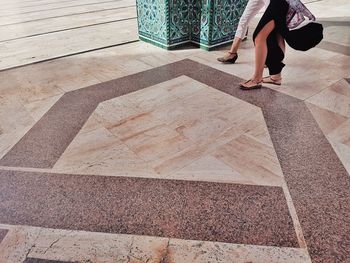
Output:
[252, 20, 275, 81]
[229, 37, 243, 54]
[240, 20, 276, 89]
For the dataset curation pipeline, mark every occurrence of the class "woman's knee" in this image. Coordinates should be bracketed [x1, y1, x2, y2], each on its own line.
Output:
[254, 33, 267, 45]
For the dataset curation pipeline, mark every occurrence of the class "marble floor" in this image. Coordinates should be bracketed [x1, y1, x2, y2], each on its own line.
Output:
[0, 0, 349, 263]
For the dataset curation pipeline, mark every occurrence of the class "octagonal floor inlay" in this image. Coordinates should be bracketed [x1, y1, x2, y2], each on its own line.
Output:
[53, 76, 283, 186]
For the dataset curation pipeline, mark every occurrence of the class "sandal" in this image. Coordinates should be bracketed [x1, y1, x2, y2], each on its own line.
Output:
[239, 79, 262, 90]
[217, 52, 238, 64]
[262, 76, 282, 85]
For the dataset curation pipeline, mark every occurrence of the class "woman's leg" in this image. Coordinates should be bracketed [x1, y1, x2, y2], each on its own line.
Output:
[217, 37, 242, 63]
[240, 0, 289, 89]
[252, 20, 275, 81]
[218, 27, 248, 63]
[230, 37, 243, 54]
[240, 20, 276, 88]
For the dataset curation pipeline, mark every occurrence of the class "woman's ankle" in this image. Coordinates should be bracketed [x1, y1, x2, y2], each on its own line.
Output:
[271, 73, 282, 80]
[252, 76, 263, 83]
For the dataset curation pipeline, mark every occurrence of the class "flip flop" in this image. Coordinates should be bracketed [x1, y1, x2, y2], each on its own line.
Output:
[262, 76, 282, 85]
[239, 79, 262, 90]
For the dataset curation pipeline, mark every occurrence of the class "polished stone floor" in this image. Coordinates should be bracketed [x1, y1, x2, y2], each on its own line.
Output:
[0, 0, 349, 263]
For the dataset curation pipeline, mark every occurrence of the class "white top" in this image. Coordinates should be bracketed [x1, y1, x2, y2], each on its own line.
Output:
[235, 0, 270, 39]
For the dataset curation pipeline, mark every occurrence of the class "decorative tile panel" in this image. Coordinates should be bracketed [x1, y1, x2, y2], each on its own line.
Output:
[136, 0, 249, 50]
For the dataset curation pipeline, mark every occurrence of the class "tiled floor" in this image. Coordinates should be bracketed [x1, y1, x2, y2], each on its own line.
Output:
[0, 0, 349, 263]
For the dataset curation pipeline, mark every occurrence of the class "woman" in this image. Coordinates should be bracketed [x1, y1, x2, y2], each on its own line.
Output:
[219, 0, 316, 90]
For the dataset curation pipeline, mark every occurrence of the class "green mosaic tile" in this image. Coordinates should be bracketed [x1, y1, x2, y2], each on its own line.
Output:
[136, 0, 249, 49]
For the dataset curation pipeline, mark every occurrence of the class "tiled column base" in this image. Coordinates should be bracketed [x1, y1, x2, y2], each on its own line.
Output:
[136, 0, 248, 50]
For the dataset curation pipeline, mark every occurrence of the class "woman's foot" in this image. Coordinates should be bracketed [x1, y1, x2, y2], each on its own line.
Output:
[217, 52, 238, 64]
[239, 79, 262, 90]
[262, 74, 282, 85]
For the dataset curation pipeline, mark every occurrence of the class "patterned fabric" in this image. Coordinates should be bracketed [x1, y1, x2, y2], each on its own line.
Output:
[285, 0, 315, 29]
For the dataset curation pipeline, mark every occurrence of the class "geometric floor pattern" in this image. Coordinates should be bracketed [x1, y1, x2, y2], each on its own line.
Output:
[1, 60, 349, 263]
[0, 1, 349, 262]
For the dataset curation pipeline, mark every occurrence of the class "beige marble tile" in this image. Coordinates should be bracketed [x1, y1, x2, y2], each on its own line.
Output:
[53, 127, 154, 177]
[152, 108, 267, 176]
[93, 96, 139, 126]
[0, 95, 35, 158]
[0, 19, 138, 70]
[0, 0, 135, 28]
[79, 112, 105, 134]
[0, 0, 107, 14]
[168, 239, 312, 263]
[0, 0, 134, 16]
[306, 0, 350, 18]
[0, 133, 23, 160]
[166, 155, 248, 184]
[327, 54, 350, 78]
[202, 107, 268, 153]
[306, 102, 348, 136]
[152, 86, 247, 129]
[0, 7, 136, 42]
[0, 58, 100, 98]
[106, 111, 164, 142]
[54, 68, 101, 93]
[121, 124, 193, 163]
[120, 76, 205, 113]
[190, 45, 255, 81]
[74, 46, 152, 82]
[323, 26, 350, 47]
[328, 119, 350, 146]
[245, 121, 273, 147]
[152, 112, 267, 178]
[138, 84, 268, 177]
[0, 225, 312, 263]
[307, 80, 350, 117]
[304, 47, 341, 61]
[213, 135, 284, 186]
[150, 142, 209, 175]
[29, 230, 168, 263]
[0, 96, 34, 133]
[172, 100, 260, 145]
[85, 42, 179, 78]
[328, 139, 350, 176]
[138, 52, 182, 68]
[23, 94, 62, 121]
[0, 225, 42, 263]
[329, 78, 350, 97]
[268, 52, 345, 100]
[112, 57, 153, 77]
[0, 73, 64, 105]
[0, 225, 168, 263]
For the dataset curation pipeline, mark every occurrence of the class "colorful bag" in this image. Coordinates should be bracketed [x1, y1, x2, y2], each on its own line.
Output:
[285, 0, 316, 29]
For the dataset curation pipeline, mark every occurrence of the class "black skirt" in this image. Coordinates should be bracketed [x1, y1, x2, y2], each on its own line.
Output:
[285, 22, 324, 51]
